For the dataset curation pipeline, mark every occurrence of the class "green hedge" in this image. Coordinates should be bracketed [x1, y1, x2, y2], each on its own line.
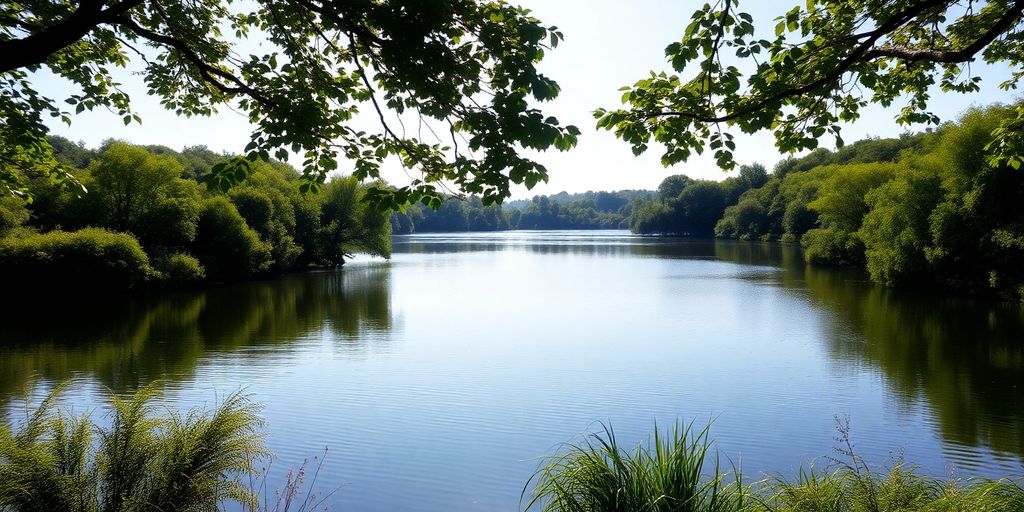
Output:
[0, 228, 153, 295]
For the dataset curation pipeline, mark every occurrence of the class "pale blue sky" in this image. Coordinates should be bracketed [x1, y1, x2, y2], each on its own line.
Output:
[38, 0, 1020, 198]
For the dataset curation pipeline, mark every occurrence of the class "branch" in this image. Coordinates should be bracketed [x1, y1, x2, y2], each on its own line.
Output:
[112, 16, 273, 108]
[644, 0, 954, 123]
[285, 0, 385, 47]
[864, 1, 1024, 63]
[0, 0, 144, 74]
[345, 31, 402, 143]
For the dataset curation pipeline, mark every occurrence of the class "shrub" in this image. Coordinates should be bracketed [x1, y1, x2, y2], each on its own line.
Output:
[0, 196, 29, 235]
[153, 251, 206, 287]
[802, 227, 866, 266]
[193, 198, 272, 281]
[0, 228, 153, 295]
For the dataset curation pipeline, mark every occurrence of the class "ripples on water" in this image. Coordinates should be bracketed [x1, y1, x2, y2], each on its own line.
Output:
[1, 230, 1022, 511]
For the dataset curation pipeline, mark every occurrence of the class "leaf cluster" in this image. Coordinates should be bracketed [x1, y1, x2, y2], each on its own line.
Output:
[2, 0, 580, 209]
[597, 0, 1024, 170]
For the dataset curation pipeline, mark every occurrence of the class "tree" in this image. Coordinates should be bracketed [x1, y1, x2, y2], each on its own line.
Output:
[88, 142, 183, 231]
[656, 175, 691, 200]
[192, 197, 272, 281]
[1, 1, 579, 206]
[738, 162, 768, 190]
[315, 176, 391, 265]
[597, 0, 1024, 170]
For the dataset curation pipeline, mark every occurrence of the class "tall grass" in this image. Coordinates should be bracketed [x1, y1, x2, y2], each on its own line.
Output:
[525, 420, 1024, 512]
[523, 421, 751, 512]
[0, 382, 268, 511]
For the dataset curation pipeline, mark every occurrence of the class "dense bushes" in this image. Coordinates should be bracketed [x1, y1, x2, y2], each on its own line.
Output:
[0, 228, 153, 294]
[635, 104, 1024, 301]
[152, 251, 206, 286]
[858, 107, 1024, 299]
[316, 176, 392, 264]
[631, 164, 766, 235]
[0, 139, 394, 292]
[193, 198, 272, 281]
[0, 196, 28, 235]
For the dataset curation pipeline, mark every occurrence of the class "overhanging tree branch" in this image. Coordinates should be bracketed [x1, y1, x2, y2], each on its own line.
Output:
[0, 0, 143, 74]
[642, 0, 975, 123]
[111, 16, 273, 108]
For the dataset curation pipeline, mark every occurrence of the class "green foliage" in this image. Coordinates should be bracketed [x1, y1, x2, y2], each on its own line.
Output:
[193, 198, 272, 281]
[0, 383, 267, 511]
[859, 168, 944, 288]
[630, 171, 761, 236]
[658, 175, 693, 200]
[529, 421, 1024, 512]
[797, 163, 900, 266]
[3, 140, 396, 291]
[0, 195, 29, 235]
[598, 0, 1024, 171]
[0, 228, 153, 295]
[229, 179, 302, 271]
[315, 177, 392, 265]
[77, 142, 204, 249]
[48, 136, 97, 169]
[152, 252, 206, 287]
[88, 143, 184, 231]
[2, 1, 578, 208]
[802, 227, 865, 266]
[641, 104, 1024, 299]
[632, 199, 678, 235]
[859, 106, 1024, 299]
[390, 189, 648, 233]
[525, 422, 749, 512]
[809, 163, 900, 233]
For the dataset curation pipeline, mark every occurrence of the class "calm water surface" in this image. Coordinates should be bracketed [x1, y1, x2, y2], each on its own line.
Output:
[2, 231, 1023, 510]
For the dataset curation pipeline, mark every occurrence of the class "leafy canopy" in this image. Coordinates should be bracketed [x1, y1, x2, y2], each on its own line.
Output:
[597, 0, 1024, 170]
[0, 1, 579, 207]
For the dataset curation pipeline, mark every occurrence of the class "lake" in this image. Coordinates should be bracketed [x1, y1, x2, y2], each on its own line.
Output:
[1, 230, 1022, 510]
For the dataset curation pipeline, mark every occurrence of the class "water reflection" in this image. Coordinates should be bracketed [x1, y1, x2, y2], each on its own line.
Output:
[796, 265, 1024, 460]
[693, 238, 1024, 461]
[1, 231, 1022, 478]
[0, 265, 397, 399]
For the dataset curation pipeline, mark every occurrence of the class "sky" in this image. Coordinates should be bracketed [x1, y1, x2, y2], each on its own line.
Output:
[36, 0, 1021, 199]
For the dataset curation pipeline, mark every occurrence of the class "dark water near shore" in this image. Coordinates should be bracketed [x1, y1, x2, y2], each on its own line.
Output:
[2, 231, 1022, 510]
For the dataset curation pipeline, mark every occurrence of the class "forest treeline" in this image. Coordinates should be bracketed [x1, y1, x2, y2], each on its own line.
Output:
[0, 139, 392, 295]
[389, 190, 652, 233]
[633, 105, 1024, 301]
[4, 106, 1022, 301]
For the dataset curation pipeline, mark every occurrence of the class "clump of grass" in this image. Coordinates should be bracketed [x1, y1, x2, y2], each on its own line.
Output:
[0, 382, 268, 511]
[523, 421, 751, 512]
[764, 467, 1024, 512]
[761, 417, 1024, 512]
[526, 418, 1024, 512]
